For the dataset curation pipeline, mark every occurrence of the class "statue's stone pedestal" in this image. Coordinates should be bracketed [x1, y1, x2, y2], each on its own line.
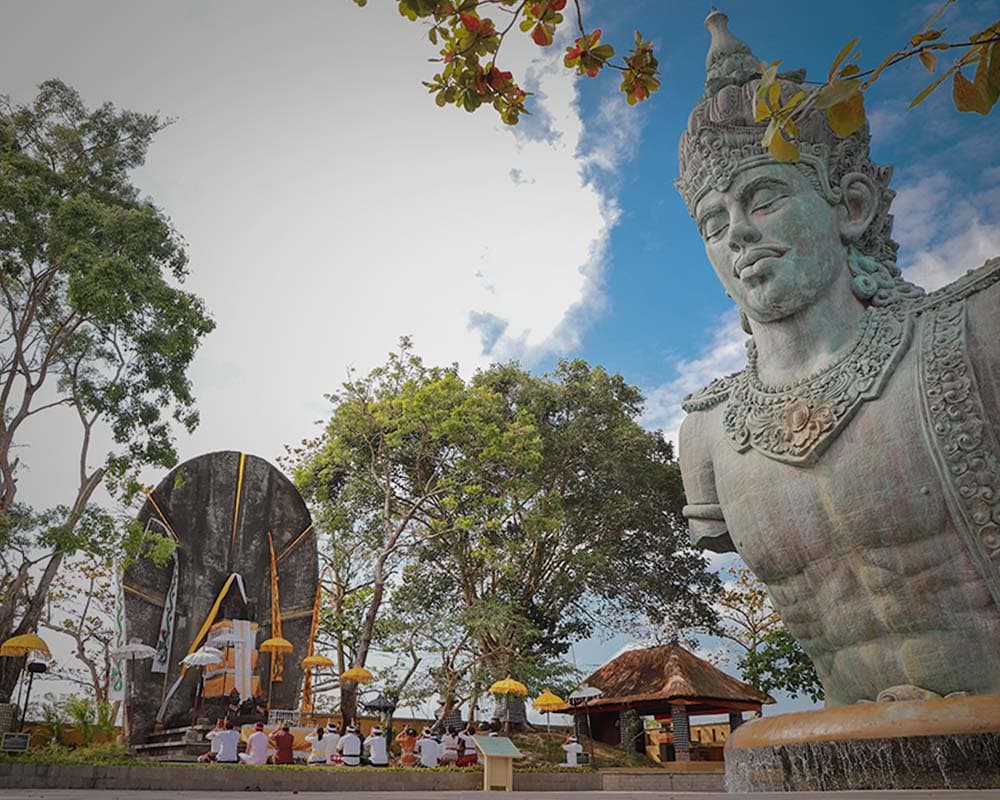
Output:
[725, 694, 1000, 791]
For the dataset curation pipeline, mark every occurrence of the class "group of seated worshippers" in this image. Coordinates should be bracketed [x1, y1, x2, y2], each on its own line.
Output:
[199, 718, 496, 767]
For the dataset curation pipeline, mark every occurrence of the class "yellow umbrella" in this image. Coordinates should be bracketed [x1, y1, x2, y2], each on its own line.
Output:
[260, 637, 294, 712]
[0, 633, 51, 658]
[533, 688, 565, 739]
[302, 655, 334, 669]
[490, 675, 528, 696]
[340, 665, 373, 683]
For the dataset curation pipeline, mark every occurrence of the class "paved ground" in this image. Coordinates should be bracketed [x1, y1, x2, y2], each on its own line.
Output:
[1, 791, 997, 799]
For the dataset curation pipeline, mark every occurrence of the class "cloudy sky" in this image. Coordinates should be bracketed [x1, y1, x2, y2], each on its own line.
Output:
[4, 0, 1000, 714]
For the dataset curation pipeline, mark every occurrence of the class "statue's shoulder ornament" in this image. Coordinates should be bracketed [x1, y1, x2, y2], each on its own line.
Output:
[682, 371, 744, 414]
[914, 257, 1000, 312]
[914, 256, 1000, 607]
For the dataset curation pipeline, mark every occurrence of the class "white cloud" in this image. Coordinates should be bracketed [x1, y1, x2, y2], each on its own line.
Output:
[641, 309, 747, 448]
[2, 1, 643, 513]
[894, 171, 1000, 289]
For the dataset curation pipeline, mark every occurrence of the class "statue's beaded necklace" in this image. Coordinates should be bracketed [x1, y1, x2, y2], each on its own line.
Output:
[722, 303, 912, 465]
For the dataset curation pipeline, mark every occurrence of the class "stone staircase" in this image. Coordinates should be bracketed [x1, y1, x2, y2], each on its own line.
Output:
[131, 724, 214, 762]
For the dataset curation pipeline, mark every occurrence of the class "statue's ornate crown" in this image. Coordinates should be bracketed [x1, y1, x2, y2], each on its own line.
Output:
[674, 11, 879, 218]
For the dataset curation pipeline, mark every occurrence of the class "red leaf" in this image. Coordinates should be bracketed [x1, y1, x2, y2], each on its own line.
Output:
[532, 23, 552, 46]
[460, 13, 480, 32]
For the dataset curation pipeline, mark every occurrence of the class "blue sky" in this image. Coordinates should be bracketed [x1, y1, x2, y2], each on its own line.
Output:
[3, 0, 999, 716]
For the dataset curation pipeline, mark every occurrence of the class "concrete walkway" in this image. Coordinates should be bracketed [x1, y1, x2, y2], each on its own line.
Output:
[1, 791, 997, 799]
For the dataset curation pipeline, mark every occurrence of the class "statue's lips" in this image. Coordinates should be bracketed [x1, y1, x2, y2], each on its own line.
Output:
[735, 247, 787, 280]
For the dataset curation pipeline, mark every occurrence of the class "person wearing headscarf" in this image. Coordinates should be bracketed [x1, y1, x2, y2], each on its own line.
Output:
[240, 721, 270, 765]
[415, 727, 441, 767]
[363, 725, 389, 766]
[305, 725, 328, 765]
[562, 734, 584, 767]
[198, 718, 226, 762]
[337, 724, 362, 766]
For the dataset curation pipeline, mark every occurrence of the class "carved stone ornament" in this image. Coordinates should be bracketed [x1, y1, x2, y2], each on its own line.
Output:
[724, 303, 911, 465]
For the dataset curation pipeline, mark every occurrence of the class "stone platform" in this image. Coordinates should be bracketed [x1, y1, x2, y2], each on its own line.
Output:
[725, 694, 1000, 791]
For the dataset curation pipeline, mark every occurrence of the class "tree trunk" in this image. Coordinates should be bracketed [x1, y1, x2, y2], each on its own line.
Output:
[340, 682, 357, 733]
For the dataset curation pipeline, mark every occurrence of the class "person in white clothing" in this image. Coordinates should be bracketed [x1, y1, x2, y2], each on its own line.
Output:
[215, 720, 241, 764]
[438, 726, 459, 765]
[240, 722, 270, 765]
[305, 726, 329, 764]
[562, 735, 584, 767]
[414, 728, 441, 768]
[199, 718, 226, 762]
[337, 724, 362, 766]
[363, 725, 389, 766]
[456, 723, 477, 766]
[323, 723, 341, 765]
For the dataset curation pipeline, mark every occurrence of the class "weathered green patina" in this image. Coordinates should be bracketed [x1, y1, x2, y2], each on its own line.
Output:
[677, 11, 1000, 707]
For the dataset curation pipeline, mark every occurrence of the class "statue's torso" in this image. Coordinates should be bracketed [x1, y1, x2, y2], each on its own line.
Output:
[681, 262, 1000, 705]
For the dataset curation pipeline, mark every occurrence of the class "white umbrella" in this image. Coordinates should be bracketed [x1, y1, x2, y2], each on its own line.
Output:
[181, 647, 224, 725]
[568, 684, 603, 762]
[110, 639, 157, 742]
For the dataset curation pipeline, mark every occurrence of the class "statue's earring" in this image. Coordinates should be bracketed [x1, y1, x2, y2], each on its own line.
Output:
[848, 245, 879, 302]
[739, 310, 752, 334]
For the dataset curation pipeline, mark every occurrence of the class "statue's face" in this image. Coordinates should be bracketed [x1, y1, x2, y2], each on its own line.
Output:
[695, 163, 846, 322]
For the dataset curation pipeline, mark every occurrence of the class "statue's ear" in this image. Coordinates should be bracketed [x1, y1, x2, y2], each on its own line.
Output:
[838, 172, 878, 242]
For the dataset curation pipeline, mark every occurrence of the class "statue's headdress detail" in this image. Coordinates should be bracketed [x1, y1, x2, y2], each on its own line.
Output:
[675, 10, 924, 306]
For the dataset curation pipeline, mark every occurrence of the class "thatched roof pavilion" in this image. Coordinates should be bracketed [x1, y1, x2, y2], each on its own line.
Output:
[562, 643, 772, 759]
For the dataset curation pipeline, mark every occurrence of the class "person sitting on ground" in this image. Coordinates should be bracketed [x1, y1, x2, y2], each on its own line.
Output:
[215, 720, 242, 764]
[198, 718, 226, 762]
[363, 725, 389, 767]
[269, 721, 296, 765]
[456, 722, 478, 767]
[323, 722, 341, 765]
[396, 726, 418, 767]
[415, 727, 441, 768]
[240, 721, 269, 765]
[305, 725, 328, 765]
[439, 726, 459, 766]
[562, 734, 584, 767]
[337, 723, 362, 767]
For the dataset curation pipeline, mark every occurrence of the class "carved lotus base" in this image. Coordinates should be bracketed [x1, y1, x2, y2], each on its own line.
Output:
[725, 694, 1000, 791]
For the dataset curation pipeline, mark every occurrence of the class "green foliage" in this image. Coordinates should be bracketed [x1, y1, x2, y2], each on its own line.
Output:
[738, 627, 824, 703]
[352, 1, 659, 124]
[755, 1, 1000, 162]
[0, 741, 134, 765]
[292, 339, 718, 715]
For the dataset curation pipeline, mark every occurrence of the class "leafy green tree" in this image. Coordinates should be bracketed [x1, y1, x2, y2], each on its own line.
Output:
[739, 627, 824, 703]
[0, 80, 213, 698]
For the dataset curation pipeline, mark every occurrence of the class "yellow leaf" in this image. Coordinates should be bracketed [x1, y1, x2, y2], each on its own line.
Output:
[840, 64, 860, 77]
[909, 29, 943, 47]
[827, 91, 866, 136]
[953, 69, 991, 114]
[768, 82, 780, 109]
[754, 95, 772, 122]
[814, 79, 861, 109]
[784, 90, 807, 110]
[919, 50, 937, 72]
[974, 43, 1000, 105]
[988, 41, 1000, 93]
[909, 65, 957, 108]
[768, 129, 800, 162]
[828, 37, 860, 81]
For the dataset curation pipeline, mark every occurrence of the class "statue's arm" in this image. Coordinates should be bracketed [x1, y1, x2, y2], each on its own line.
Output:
[966, 257, 1000, 422]
[679, 411, 736, 554]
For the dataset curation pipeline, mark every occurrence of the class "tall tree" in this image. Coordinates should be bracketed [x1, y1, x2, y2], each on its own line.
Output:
[0, 80, 214, 698]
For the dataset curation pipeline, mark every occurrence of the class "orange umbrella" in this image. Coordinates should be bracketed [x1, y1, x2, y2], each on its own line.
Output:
[260, 637, 294, 711]
[490, 675, 528, 696]
[340, 665, 373, 683]
[0, 633, 51, 658]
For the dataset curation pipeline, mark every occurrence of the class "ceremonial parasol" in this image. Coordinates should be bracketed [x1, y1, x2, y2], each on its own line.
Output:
[260, 637, 294, 711]
[301, 654, 334, 669]
[490, 675, 528, 731]
[2, 632, 52, 732]
[532, 688, 565, 737]
[568, 684, 602, 761]
[110, 639, 158, 740]
[340, 665, 373, 683]
[0, 633, 52, 658]
[181, 646, 224, 724]
[490, 675, 528, 696]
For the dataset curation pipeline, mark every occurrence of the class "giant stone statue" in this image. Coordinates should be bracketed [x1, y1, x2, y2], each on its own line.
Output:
[122, 451, 317, 742]
[677, 11, 1000, 710]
